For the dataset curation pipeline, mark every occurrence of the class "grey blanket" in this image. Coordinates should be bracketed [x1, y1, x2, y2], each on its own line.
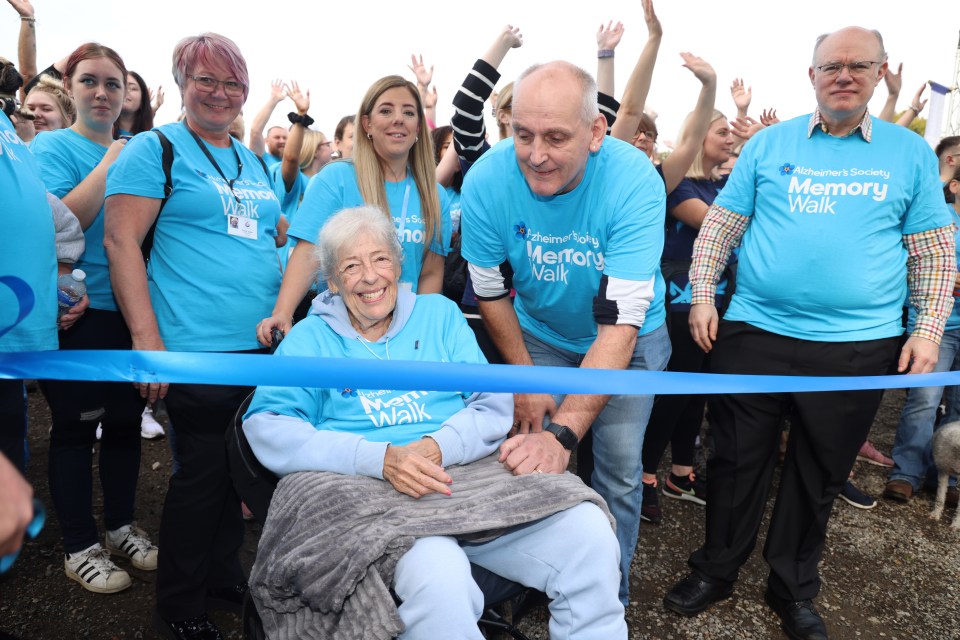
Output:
[249, 454, 613, 640]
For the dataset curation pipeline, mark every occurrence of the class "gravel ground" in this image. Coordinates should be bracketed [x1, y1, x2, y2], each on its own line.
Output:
[1, 387, 958, 639]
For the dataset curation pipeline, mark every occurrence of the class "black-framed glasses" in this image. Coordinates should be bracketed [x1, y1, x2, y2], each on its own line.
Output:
[815, 61, 880, 77]
[189, 75, 246, 97]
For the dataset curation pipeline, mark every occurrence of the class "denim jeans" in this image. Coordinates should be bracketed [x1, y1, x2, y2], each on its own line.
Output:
[890, 328, 960, 490]
[523, 324, 671, 605]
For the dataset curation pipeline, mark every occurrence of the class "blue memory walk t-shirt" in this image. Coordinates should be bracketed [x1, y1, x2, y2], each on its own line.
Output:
[106, 121, 282, 352]
[288, 160, 451, 293]
[31, 128, 116, 310]
[460, 136, 667, 354]
[716, 114, 951, 342]
[0, 112, 57, 352]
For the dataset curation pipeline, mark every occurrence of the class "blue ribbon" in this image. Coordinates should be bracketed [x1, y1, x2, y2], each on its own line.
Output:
[3, 350, 960, 395]
[0, 276, 36, 341]
[4, 279, 960, 394]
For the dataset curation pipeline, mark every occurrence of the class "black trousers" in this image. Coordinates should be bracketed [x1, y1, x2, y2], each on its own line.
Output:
[39, 309, 144, 552]
[688, 321, 899, 600]
[155, 353, 263, 621]
[0, 379, 26, 473]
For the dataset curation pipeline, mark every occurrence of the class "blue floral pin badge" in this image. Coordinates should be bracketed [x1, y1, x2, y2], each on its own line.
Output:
[778, 163, 796, 176]
[513, 221, 528, 240]
[339, 388, 358, 398]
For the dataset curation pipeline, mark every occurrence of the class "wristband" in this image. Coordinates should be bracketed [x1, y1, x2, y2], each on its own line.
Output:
[908, 104, 922, 114]
[21, 16, 35, 22]
[287, 112, 315, 127]
[597, 49, 615, 59]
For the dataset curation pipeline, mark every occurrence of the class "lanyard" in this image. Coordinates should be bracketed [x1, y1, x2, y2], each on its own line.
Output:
[184, 121, 243, 204]
[395, 175, 411, 242]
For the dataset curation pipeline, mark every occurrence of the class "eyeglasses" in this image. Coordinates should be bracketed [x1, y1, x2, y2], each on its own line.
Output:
[189, 75, 246, 97]
[814, 61, 880, 77]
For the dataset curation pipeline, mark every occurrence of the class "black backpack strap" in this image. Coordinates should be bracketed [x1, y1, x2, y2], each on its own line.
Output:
[141, 129, 174, 262]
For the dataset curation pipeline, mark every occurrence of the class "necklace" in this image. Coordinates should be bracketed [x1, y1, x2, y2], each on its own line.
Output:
[356, 335, 390, 360]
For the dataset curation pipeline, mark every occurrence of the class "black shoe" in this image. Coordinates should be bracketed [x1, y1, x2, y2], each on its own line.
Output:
[206, 582, 249, 614]
[764, 590, 828, 640]
[153, 611, 225, 640]
[663, 572, 733, 616]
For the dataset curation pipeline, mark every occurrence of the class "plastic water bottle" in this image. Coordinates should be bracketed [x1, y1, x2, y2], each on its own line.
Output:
[57, 269, 87, 318]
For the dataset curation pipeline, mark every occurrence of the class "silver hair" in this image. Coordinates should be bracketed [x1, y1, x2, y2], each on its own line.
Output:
[514, 61, 599, 126]
[314, 205, 403, 287]
[812, 28, 886, 66]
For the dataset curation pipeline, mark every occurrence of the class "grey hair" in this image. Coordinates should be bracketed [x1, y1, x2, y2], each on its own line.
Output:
[314, 205, 403, 287]
[514, 61, 599, 126]
[812, 28, 886, 65]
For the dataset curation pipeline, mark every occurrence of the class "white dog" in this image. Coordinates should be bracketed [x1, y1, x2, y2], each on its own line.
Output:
[930, 421, 960, 529]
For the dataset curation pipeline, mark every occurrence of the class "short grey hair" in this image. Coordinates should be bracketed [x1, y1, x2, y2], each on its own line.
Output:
[812, 28, 886, 66]
[514, 61, 599, 126]
[314, 205, 403, 286]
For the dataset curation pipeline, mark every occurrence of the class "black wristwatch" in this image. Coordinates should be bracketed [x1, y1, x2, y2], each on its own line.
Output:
[544, 422, 578, 451]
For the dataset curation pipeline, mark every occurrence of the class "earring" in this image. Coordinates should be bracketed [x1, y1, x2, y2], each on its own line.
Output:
[414, 136, 419, 143]
[367, 133, 372, 139]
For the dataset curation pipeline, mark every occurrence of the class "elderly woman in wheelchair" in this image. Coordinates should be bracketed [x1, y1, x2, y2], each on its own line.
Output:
[241, 206, 627, 639]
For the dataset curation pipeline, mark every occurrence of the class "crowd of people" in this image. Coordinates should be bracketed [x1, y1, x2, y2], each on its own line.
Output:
[2, 0, 960, 638]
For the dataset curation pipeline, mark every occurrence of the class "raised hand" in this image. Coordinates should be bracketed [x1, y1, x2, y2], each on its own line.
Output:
[5, 0, 34, 18]
[423, 85, 438, 110]
[909, 83, 928, 112]
[597, 20, 625, 50]
[730, 78, 751, 114]
[500, 24, 523, 49]
[760, 108, 779, 126]
[731, 115, 764, 140]
[286, 80, 309, 114]
[642, 0, 662, 38]
[269, 78, 287, 103]
[149, 86, 164, 114]
[884, 62, 903, 96]
[408, 54, 434, 88]
[680, 52, 716, 86]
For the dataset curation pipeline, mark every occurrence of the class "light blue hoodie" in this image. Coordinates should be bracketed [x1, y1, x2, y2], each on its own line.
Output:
[243, 290, 512, 478]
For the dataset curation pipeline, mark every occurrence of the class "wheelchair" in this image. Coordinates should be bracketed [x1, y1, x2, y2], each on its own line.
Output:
[226, 393, 540, 640]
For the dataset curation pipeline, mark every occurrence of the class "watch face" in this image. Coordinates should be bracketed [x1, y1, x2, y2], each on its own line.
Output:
[548, 423, 577, 450]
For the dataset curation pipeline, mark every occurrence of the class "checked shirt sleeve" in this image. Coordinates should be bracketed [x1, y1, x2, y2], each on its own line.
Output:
[905, 224, 957, 344]
[689, 204, 750, 305]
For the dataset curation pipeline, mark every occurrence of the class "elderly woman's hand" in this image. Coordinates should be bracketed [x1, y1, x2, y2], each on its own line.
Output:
[58, 293, 89, 331]
[383, 441, 452, 499]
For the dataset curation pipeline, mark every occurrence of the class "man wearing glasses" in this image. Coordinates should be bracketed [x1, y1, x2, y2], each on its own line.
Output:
[663, 26, 955, 640]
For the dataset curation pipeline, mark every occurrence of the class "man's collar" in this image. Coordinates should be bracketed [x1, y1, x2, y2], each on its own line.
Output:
[807, 108, 873, 142]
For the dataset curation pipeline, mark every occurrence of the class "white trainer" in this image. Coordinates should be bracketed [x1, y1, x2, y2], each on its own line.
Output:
[140, 405, 165, 440]
[106, 524, 159, 571]
[65, 543, 131, 594]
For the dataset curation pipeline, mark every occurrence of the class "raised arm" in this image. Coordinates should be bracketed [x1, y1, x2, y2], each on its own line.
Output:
[596, 20, 624, 98]
[7, 0, 35, 99]
[610, 0, 662, 142]
[248, 79, 287, 157]
[150, 85, 164, 117]
[280, 81, 309, 192]
[896, 84, 928, 127]
[878, 62, 902, 122]
[659, 53, 717, 194]
[730, 78, 751, 119]
[408, 54, 435, 128]
[450, 25, 523, 164]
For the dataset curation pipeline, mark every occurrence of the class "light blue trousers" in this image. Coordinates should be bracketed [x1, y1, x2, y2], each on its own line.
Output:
[392, 502, 627, 640]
